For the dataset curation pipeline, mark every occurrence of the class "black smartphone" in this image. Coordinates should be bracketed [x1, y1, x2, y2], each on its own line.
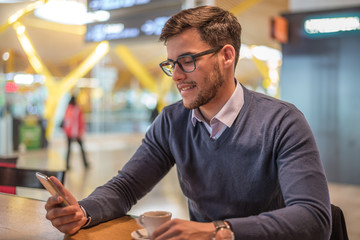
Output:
[35, 172, 70, 206]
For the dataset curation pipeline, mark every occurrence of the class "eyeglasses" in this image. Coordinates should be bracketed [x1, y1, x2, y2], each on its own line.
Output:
[159, 46, 223, 77]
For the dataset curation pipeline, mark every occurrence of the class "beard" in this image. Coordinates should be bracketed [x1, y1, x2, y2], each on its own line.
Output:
[184, 62, 224, 109]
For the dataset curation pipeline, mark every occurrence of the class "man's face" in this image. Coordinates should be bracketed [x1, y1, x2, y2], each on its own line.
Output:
[166, 28, 225, 110]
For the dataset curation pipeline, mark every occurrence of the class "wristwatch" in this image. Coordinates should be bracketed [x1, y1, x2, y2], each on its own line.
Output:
[212, 220, 234, 240]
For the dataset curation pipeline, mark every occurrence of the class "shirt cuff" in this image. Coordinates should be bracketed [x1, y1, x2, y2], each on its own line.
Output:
[80, 205, 92, 228]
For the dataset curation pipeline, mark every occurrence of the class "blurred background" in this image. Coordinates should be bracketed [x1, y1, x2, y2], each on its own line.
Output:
[0, 0, 359, 238]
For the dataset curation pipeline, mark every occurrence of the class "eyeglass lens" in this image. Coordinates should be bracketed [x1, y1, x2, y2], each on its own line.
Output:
[161, 55, 196, 76]
[160, 46, 223, 76]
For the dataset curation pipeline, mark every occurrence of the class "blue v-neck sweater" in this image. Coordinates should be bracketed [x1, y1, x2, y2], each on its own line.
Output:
[80, 85, 331, 240]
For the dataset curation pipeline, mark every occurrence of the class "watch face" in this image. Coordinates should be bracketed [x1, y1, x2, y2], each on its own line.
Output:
[215, 228, 235, 240]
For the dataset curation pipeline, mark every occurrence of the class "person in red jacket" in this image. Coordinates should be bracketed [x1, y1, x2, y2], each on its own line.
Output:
[62, 95, 89, 170]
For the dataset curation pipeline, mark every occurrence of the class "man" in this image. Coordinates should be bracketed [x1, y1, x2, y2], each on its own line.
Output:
[45, 6, 331, 239]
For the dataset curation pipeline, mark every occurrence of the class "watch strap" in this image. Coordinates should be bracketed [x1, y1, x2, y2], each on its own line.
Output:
[212, 220, 233, 239]
[214, 220, 228, 230]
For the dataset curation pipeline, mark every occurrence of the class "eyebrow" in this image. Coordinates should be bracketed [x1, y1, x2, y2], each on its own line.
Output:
[179, 51, 194, 57]
[167, 51, 195, 61]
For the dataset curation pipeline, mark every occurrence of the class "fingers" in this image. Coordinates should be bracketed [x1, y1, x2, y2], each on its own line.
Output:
[151, 219, 180, 240]
[45, 203, 86, 234]
[45, 195, 63, 211]
[51, 214, 86, 235]
[51, 208, 85, 229]
[151, 219, 214, 240]
[57, 220, 84, 235]
[46, 203, 78, 220]
[43, 177, 85, 234]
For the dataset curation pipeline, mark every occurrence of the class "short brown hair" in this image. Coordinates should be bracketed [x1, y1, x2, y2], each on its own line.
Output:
[160, 6, 242, 68]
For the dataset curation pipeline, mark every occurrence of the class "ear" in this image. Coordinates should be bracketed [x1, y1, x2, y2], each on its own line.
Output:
[221, 45, 235, 69]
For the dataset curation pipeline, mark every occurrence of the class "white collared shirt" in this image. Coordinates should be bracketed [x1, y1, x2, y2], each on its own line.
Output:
[191, 80, 244, 139]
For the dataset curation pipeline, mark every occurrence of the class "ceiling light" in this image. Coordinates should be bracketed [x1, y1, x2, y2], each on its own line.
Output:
[34, 0, 110, 25]
[14, 73, 34, 85]
[16, 24, 26, 34]
[2, 52, 10, 61]
[304, 16, 360, 34]
[251, 45, 282, 62]
[0, 0, 36, 3]
[239, 44, 252, 59]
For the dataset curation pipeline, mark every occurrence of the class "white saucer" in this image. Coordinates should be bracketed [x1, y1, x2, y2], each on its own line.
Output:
[131, 228, 149, 240]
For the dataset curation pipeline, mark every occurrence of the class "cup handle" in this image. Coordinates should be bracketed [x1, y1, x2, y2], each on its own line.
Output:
[138, 214, 145, 226]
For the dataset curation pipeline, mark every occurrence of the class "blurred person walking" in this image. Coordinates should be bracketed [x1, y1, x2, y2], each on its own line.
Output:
[62, 95, 89, 170]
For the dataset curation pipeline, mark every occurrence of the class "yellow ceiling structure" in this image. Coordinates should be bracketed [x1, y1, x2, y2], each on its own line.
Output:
[0, 0, 288, 138]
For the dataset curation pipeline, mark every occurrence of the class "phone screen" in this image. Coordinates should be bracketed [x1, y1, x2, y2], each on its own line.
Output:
[35, 172, 70, 206]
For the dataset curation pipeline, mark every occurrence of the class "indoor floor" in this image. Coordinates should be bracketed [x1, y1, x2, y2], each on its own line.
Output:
[15, 133, 360, 239]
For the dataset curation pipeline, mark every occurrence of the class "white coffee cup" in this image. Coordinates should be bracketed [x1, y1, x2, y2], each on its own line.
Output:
[137, 211, 172, 237]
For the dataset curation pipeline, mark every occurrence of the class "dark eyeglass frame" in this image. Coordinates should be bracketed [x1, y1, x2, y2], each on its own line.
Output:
[159, 46, 223, 77]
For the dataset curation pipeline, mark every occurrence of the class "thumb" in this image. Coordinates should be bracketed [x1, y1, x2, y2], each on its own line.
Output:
[49, 176, 77, 206]
[49, 176, 65, 194]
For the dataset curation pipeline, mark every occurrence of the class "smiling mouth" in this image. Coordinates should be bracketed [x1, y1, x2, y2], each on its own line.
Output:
[178, 83, 196, 93]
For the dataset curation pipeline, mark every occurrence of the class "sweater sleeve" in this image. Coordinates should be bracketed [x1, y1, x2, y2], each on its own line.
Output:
[225, 108, 331, 240]
[78, 111, 175, 227]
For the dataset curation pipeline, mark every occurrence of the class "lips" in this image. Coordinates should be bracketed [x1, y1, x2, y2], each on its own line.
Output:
[177, 82, 197, 93]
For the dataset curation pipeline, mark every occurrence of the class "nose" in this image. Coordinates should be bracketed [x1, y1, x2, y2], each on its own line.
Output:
[172, 63, 186, 82]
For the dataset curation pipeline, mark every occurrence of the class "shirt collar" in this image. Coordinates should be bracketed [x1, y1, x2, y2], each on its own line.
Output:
[191, 80, 244, 127]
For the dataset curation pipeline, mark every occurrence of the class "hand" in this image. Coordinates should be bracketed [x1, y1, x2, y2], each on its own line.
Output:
[44, 176, 87, 235]
[151, 218, 215, 240]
